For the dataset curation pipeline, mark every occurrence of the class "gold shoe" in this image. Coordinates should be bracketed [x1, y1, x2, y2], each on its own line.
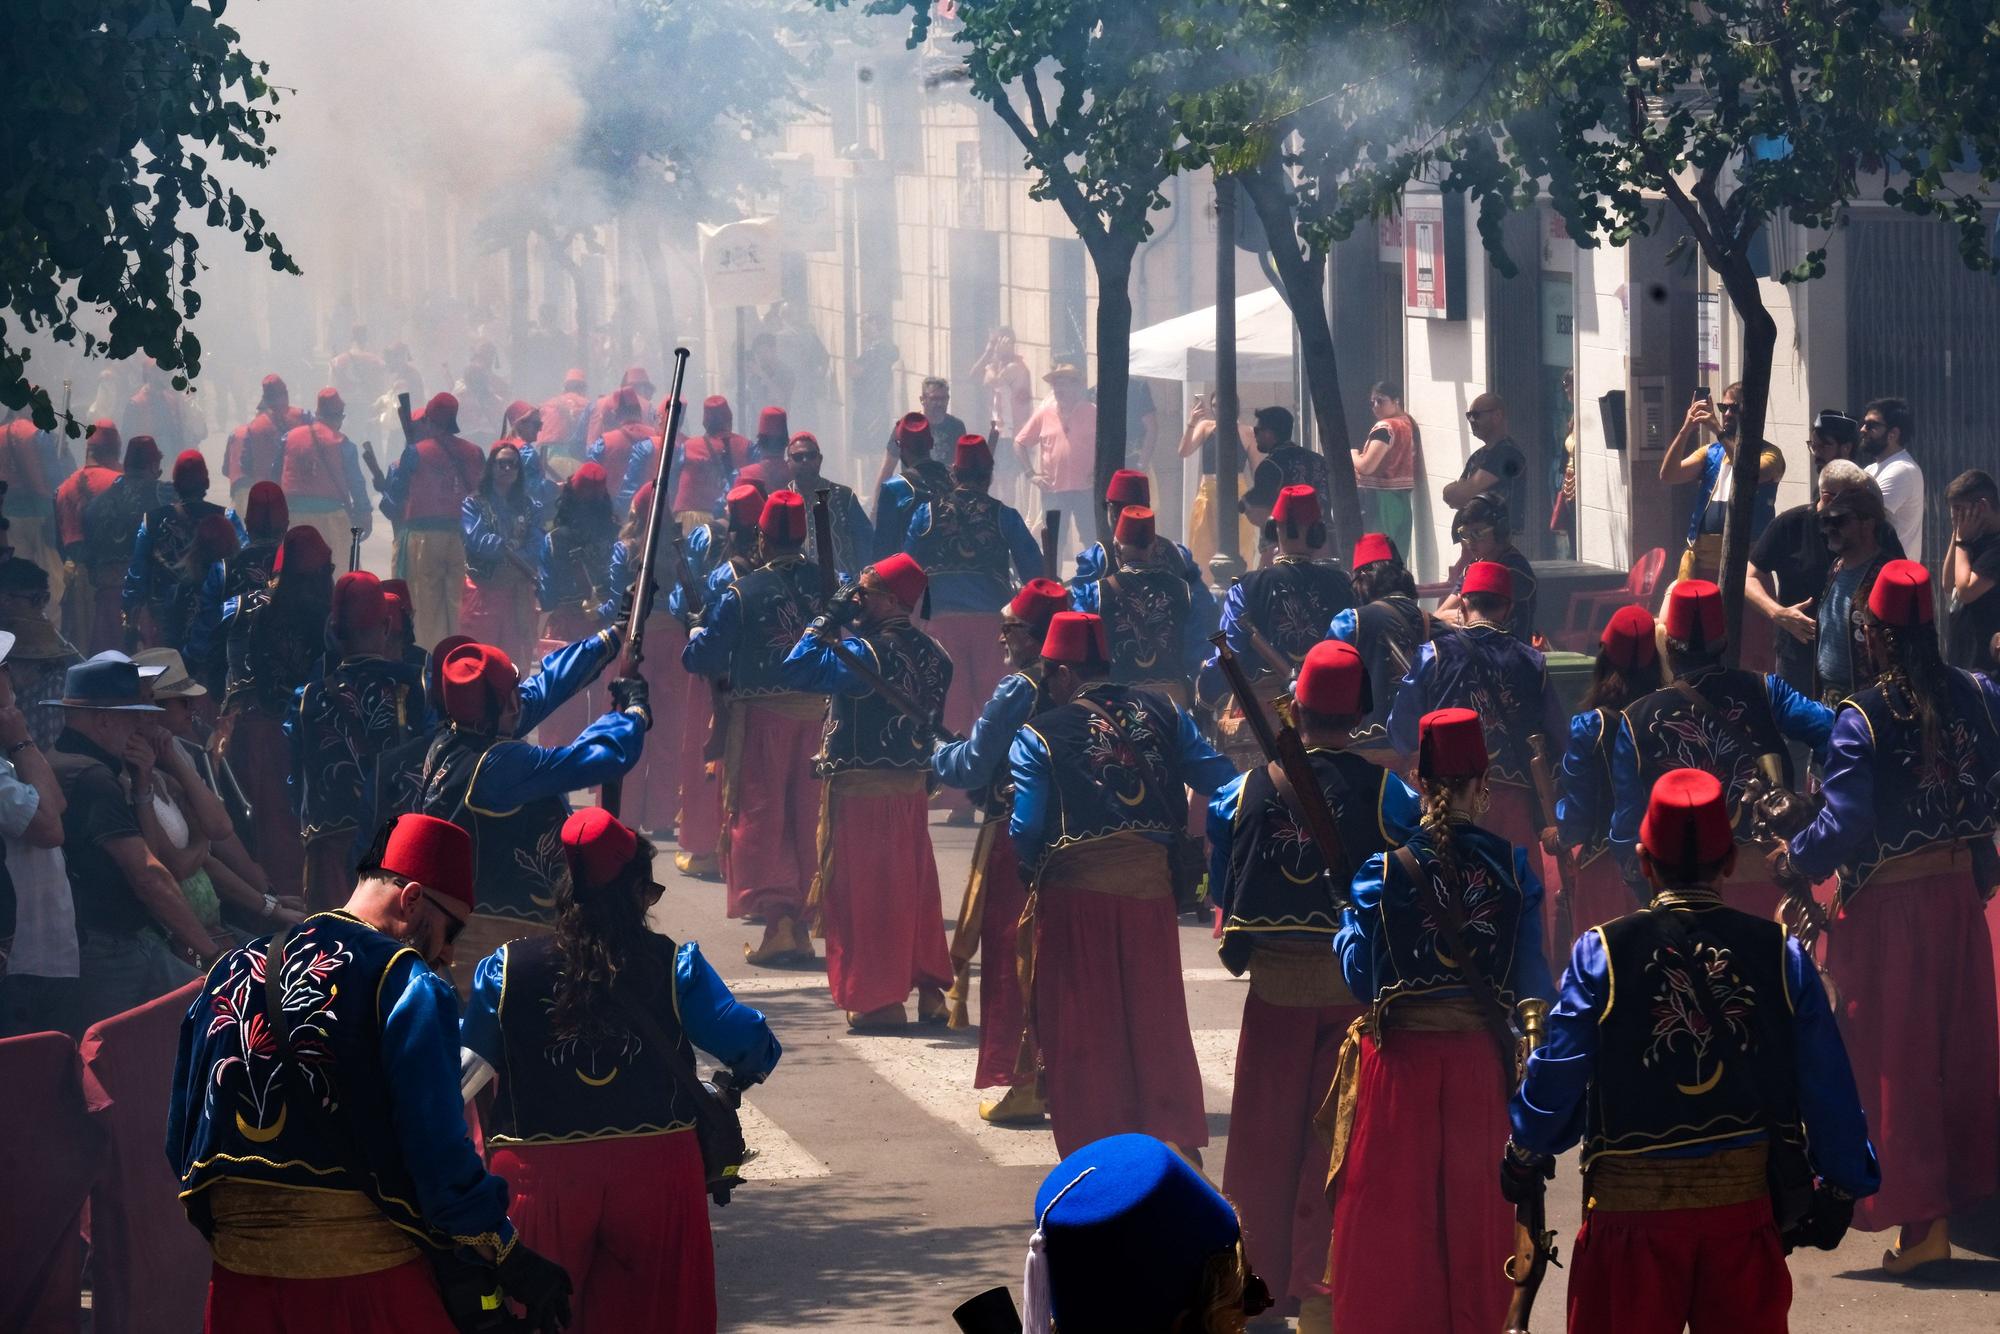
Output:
[745, 917, 799, 967]
[674, 850, 721, 879]
[782, 916, 817, 963]
[1295, 1293, 1332, 1334]
[846, 1004, 907, 1030]
[916, 986, 950, 1025]
[978, 1084, 1047, 1124]
[1881, 1217, 1950, 1274]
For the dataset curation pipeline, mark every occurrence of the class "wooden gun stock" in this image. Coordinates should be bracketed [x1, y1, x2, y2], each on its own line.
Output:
[1526, 734, 1577, 947]
[359, 439, 388, 492]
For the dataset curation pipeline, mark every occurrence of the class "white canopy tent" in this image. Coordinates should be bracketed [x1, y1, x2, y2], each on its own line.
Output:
[1127, 285, 1296, 382]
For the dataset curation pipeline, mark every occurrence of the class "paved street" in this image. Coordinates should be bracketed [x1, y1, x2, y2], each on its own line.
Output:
[645, 809, 2000, 1331]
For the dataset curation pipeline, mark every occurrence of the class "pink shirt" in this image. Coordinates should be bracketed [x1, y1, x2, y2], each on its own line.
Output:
[1015, 397, 1097, 493]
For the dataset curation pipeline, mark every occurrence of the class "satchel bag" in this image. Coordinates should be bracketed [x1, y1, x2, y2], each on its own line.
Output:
[615, 977, 751, 1206]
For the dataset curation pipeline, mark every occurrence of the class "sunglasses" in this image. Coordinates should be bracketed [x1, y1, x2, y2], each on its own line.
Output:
[421, 890, 467, 945]
[1718, 402, 1740, 414]
[1464, 407, 1497, 421]
[789, 452, 822, 463]
[1860, 419, 1886, 432]
[1820, 513, 1856, 530]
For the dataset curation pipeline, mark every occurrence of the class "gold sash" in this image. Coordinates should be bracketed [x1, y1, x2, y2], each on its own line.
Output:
[1246, 940, 1355, 1009]
[1861, 839, 1975, 889]
[1315, 996, 1493, 1199]
[205, 1181, 419, 1278]
[1585, 1143, 1769, 1213]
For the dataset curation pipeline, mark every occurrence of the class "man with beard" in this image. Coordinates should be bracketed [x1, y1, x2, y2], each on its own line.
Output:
[1747, 410, 1868, 695]
[79, 435, 164, 653]
[381, 393, 484, 650]
[123, 450, 244, 651]
[1809, 465, 1897, 703]
[280, 388, 372, 554]
[683, 491, 826, 961]
[1860, 396, 1925, 562]
[223, 375, 307, 511]
[1660, 381, 1785, 583]
[787, 430, 871, 582]
[931, 576, 1069, 1124]
[167, 813, 574, 1334]
[871, 412, 955, 562]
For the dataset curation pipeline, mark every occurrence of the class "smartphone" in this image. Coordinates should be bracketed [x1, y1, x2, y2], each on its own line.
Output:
[1695, 386, 1712, 401]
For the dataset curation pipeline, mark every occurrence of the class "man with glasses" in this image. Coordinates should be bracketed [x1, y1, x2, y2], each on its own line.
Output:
[1861, 397, 1925, 562]
[786, 430, 872, 583]
[1747, 411, 1871, 695]
[1441, 391, 1527, 528]
[1811, 463, 1894, 703]
[168, 813, 575, 1334]
[1659, 383, 1786, 582]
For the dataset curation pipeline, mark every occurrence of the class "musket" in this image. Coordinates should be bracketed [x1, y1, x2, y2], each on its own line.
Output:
[348, 528, 363, 573]
[359, 440, 389, 492]
[1242, 621, 1295, 684]
[813, 488, 839, 603]
[599, 347, 691, 819]
[395, 392, 416, 446]
[1525, 734, 1577, 947]
[1206, 632, 1354, 912]
[1503, 1002, 1560, 1333]
[1040, 508, 1060, 581]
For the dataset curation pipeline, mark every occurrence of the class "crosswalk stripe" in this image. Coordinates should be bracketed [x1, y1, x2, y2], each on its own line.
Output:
[1192, 1029, 1240, 1113]
[721, 967, 1247, 997]
[738, 1100, 832, 1182]
[837, 1033, 1062, 1168]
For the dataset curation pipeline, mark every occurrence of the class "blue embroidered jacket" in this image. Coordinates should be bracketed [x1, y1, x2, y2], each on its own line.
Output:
[1388, 625, 1564, 785]
[682, 555, 824, 696]
[903, 487, 1043, 613]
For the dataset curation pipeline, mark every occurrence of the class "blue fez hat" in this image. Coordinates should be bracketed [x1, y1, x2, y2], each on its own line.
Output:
[1025, 1134, 1241, 1334]
[52, 658, 164, 712]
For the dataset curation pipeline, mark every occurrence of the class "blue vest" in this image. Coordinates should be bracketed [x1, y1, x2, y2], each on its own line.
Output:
[225, 589, 330, 718]
[485, 934, 700, 1146]
[293, 656, 420, 839]
[416, 727, 568, 920]
[1099, 566, 1193, 689]
[1622, 667, 1790, 844]
[174, 913, 444, 1245]
[1836, 670, 2000, 896]
[542, 524, 617, 610]
[1350, 596, 1424, 748]
[726, 556, 823, 696]
[1586, 899, 1794, 1167]
[1365, 823, 1531, 1012]
[1019, 684, 1186, 869]
[909, 487, 1014, 601]
[816, 621, 952, 775]
[1239, 559, 1356, 667]
[1425, 626, 1547, 784]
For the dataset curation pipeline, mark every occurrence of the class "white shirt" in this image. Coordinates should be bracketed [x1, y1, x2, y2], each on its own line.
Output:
[0, 755, 74, 980]
[1867, 452, 1925, 562]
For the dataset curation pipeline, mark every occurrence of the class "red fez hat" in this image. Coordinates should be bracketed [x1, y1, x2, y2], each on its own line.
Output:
[422, 392, 459, 425]
[427, 633, 475, 703]
[1600, 604, 1659, 670]
[787, 431, 820, 454]
[701, 395, 731, 430]
[1352, 532, 1399, 568]
[895, 412, 933, 453]
[273, 525, 333, 576]
[725, 482, 765, 530]
[1418, 707, 1489, 781]
[756, 406, 789, 439]
[868, 553, 928, 609]
[564, 368, 587, 390]
[172, 449, 208, 487]
[561, 807, 641, 889]
[124, 435, 161, 470]
[377, 814, 475, 912]
[760, 489, 808, 544]
[1460, 560, 1514, 601]
[382, 578, 410, 606]
[1272, 484, 1321, 528]
[332, 571, 387, 637]
[1106, 469, 1151, 506]
[1663, 579, 1726, 646]
[87, 419, 122, 458]
[1006, 577, 1071, 632]
[1041, 610, 1111, 667]
[440, 642, 518, 726]
[1867, 558, 1933, 628]
[316, 387, 345, 417]
[1114, 505, 1156, 547]
[953, 434, 994, 473]
[382, 590, 409, 636]
[1641, 768, 1734, 876]
[611, 386, 643, 420]
[630, 479, 656, 519]
[503, 399, 538, 430]
[569, 460, 609, 499]
[260, 373, 288, 399]
[1296, 640, 1368, 716]
[622, 365, 653, 392]
[193, 513, 239, 563]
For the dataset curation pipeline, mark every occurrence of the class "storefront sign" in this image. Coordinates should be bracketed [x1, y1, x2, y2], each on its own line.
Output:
[1403, 194, 1466, 320]
[1697, 291, 1722, 371]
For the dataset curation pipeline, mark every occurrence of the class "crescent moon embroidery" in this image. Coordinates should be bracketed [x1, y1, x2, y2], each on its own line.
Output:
[577, 1067, 620, 1087]
[1132, 644, 1160, 669]
[1114, 783, 1149, 808]
[236, 1105, 287, 1143]
[531, 888, 558, 909]
[1434, 941, 1459, 969]
[1282, 866, 1320, 885]
[1677, 1059, 1723, 1097]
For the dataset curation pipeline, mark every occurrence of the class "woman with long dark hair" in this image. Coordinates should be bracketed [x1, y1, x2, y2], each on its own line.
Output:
[534, 461, 619, 748]
[461, 809, 780, 1332]
[1784, 560, 2000, 1272]
[1326, 707, 1554, 1333]
[1550, 604, 1664, 943]
[1329, 531, 1426, 765]
[458, 440, 541, 667]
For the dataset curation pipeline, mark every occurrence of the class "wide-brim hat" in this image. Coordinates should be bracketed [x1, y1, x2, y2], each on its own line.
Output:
[131, 647, 207, 699]
[1043, 363, 1083, 384]
[51, 658, 163, 711]
[0, 629, 15, 666]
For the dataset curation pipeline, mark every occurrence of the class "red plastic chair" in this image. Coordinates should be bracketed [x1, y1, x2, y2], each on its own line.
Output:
[1550, 547, 1667, 653]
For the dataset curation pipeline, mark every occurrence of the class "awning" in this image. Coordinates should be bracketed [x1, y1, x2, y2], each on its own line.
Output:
[1128, 285, 1296, 382]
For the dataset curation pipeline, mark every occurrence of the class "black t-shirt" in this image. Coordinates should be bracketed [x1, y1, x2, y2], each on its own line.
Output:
[1947, 530, 2000, 673]
[51, 728, 148, 939]
[1463, 438, 1527, 527]
[1750, 505, 1830, 691]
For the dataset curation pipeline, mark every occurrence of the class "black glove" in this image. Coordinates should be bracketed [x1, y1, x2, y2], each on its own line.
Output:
[1498, 1140, 1553, 1206]
[824, 583, 862, 628]
[497, 1241, 573, 1333]
[1783, 1187, 1854, 1253]
[610, 676, 651, 728]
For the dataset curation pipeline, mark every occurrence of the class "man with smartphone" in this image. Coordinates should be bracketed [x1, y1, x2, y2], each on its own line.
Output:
[1659, 383, 1786, 583]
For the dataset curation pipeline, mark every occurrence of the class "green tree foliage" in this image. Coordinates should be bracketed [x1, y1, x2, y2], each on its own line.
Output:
[1, 1, 296, 431]
[824, 0, 1187, 538]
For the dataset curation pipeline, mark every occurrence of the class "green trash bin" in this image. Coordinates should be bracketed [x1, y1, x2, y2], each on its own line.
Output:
[1543, 649, 1596, 718]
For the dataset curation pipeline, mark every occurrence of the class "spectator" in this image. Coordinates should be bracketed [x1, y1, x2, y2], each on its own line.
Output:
[0, 557, 83, 749]
[1355, 381, 1418, 552]
[1435, 491, 1538, 641]
[1240, 406, 1331, 528]
[1946, 469, 2000, 674]
[0, 629, 73, 1036]
[1175, 397, 1260, 575]
[49, 657, 222, 1031]
[1812, 463, 1894, 703]
[848, 313, 899, 475]
[744, 333, 795, 421]
[1861, 396, 1924, 561]
[1659, 383, 1784, 582]
[1014, 364, 1098, 553]
[1747, 410, 1865, 694]
[1442, 391, 1527, 525]
[971, 325, 1035, 440]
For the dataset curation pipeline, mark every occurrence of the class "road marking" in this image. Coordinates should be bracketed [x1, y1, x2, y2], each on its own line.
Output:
[738, 1100, 831, 1182]
[837, 1033, 1061, 1168]
[1192, 1028, 1240, 1113]
[721, 967, 1244, 996]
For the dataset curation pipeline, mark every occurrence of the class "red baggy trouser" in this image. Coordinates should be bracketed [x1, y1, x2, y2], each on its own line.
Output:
[974, 825, 1030, 1088]
[620, 614, 686, 835]
[816, 774, 954, 1014]
[226, 710, 303, 898]
[1034, 840, 1208, 1157]
[1330, 1030, 1512, 1334]
[534, 608, 601, 752]
[490, 1133, 717, 1334]
[1223, 989, 1361, 1309]
[458, 575, 538, 680]
[1565, 1197, 1791, 1334]
[205, 1258, 459, 1334]
[722, 698, 823, 921]
[1825, 871, 2000, 1231]
[675, 669, 722, 863]
[926, 612, 1007, 814]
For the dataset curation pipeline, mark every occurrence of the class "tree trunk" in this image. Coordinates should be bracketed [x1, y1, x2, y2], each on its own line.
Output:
[1710, 249, 1778, 667]
[1212, 178, 1244, 578]
[1238, 160, 1366, 548]
[1088, 241, 1136, 546]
